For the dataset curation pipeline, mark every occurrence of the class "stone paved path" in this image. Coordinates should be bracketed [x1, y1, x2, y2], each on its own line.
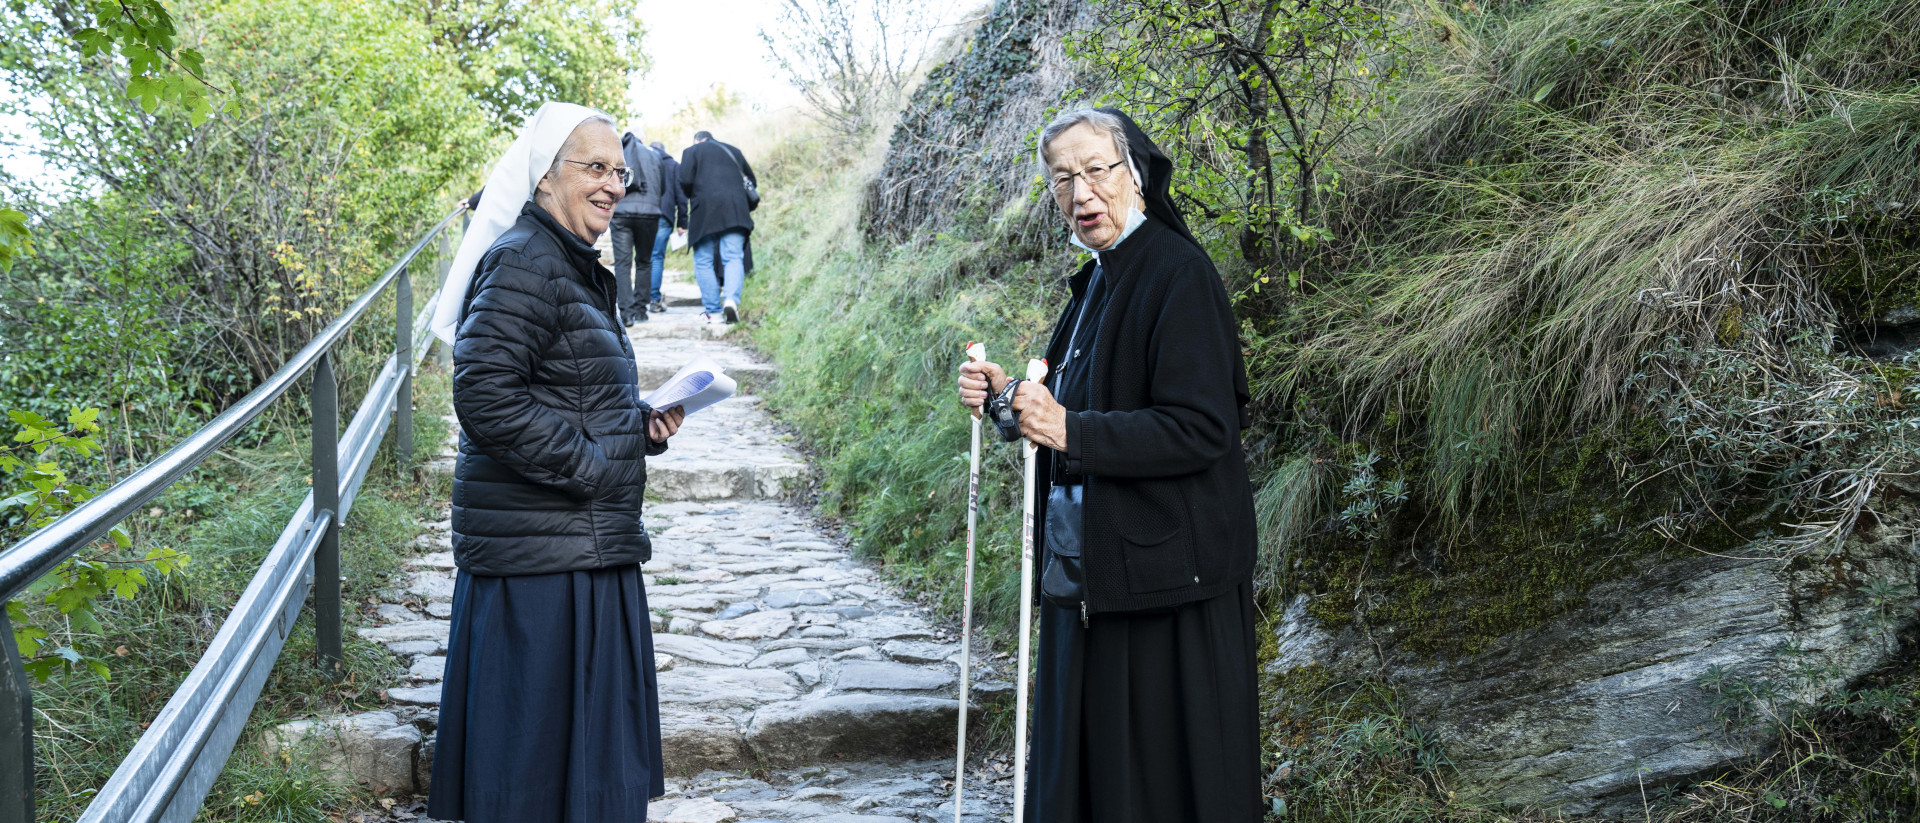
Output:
[322, 269, 1017, 823]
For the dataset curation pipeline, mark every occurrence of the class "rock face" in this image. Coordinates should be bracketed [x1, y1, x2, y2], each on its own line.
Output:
[259, 710, 424, 795]
[1267, 518, 1920, 814]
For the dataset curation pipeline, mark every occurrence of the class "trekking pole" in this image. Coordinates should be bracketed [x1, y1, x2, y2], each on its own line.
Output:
[953, 341, 985, 823]
[1011, 357, 1048, 823]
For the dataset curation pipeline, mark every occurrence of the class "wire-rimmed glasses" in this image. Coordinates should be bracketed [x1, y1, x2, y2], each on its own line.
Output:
[563, 159, 633, 187]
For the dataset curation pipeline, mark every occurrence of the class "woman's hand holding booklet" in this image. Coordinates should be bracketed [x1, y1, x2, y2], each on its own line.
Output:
[642, 356, 737, 416]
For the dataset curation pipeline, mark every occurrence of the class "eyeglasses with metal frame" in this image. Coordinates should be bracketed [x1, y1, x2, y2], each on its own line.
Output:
[562, 159, 633, 187]
[1048, 161, 1126, 196]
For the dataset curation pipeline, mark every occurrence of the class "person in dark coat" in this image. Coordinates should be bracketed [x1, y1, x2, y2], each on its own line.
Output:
[678, 130, 755, 323]
[956, 107, 1262, 823]
[425, 102, 686, 823]
[646, 140, 687, 314]
[610, 122, 665, 325]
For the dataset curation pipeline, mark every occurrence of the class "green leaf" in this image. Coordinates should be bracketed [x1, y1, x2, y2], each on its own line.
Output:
[177, 47, 206, 77]
[23, 658, 59, 683]
[68, 407, 102, 431]
[13, 624, 48, 658]
[75, 28, 113, 57]
[1531, 82, 1556, 103]
[189, 95, 214, 127]
[48, 586, 92, 615]
[109, 568, 146, 599]
[0, 207, 30, 272]
[126, 76, 163, 112]
[122, 43, 161, 76]
[85, 658, 112, 681]
[9, 409, 55, 432]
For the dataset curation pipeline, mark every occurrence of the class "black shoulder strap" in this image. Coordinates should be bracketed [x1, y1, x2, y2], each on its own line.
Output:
[718, 142, 747, 175]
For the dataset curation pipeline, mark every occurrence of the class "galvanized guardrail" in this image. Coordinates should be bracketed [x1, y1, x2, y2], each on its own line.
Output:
[0, 206, 467, 823]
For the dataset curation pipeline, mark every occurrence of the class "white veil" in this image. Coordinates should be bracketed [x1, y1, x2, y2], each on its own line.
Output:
[430, 101, 616, 345]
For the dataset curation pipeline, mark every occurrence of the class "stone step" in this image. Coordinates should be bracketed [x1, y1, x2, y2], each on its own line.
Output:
[643, 396, 809, 501]
[657, 694, 966, 775]
[627, 313, 740, 340]
[649, 459, 809, 501]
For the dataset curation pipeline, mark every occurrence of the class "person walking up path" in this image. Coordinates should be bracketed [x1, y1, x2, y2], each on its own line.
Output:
[647, 140, 687, 316]
[679, 130, 756, 324]
[611, 120, 668, 325]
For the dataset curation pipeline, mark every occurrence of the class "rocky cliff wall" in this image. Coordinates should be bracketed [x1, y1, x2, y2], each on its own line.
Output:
[1271, 505, 1920, 814]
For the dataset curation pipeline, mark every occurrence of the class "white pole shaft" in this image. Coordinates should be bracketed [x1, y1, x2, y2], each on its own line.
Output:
[1012, 436, 1037, 823]
[953, 411, 981, 823]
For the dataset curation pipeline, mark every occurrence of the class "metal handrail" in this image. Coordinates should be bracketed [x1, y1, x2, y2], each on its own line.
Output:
[0, 207, 463, 602]
[0, 206, 468, 823]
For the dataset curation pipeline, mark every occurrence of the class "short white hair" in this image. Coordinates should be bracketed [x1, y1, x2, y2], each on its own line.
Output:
[1035, 107, 1142, 188]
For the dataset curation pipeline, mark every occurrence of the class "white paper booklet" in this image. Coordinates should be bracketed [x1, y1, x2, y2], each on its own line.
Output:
[642, 356, 737, 415]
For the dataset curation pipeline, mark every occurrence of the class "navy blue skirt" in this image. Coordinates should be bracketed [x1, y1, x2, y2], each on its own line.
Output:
[427, 565, 664, 822]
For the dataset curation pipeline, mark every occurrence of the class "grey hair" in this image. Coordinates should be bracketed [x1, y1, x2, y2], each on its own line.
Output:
[1035, 107, 1143, 189]
[544, 114, 619, 183]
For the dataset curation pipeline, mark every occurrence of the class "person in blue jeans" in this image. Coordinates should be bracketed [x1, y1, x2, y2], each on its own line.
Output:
[679, 131, 756, 323]
[691, 231, 746, 319]
[646, 141, 687, 314]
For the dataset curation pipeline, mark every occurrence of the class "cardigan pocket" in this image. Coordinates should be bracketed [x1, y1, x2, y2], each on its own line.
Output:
[1116, 484, 1198, 594]
[1120, 525, 1197, 594]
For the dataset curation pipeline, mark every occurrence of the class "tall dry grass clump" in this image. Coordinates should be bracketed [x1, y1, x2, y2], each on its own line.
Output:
[1256, 0, 1920, 553]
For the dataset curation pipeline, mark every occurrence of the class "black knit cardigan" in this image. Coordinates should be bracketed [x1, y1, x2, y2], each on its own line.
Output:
[1036, 216, 1257, 615]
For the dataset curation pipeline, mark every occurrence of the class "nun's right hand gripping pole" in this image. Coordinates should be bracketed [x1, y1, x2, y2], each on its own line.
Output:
[954, 342, 985, 823]
[1011, 357, 1048, 823]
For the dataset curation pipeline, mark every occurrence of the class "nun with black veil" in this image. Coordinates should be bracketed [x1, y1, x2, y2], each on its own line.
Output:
[424, 101, 685, 822]
[957, 107, 1264, 822]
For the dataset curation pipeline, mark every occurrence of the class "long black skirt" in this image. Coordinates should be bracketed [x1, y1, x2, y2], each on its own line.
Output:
[427, 565, 664, 822]
[1025, 581, 1264, 823]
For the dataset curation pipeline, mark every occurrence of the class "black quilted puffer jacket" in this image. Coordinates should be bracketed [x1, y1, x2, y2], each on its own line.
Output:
[450, 201, 665, 577]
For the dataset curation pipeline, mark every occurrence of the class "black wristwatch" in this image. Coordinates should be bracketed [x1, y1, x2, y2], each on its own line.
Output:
[988, 378, 1024, 442]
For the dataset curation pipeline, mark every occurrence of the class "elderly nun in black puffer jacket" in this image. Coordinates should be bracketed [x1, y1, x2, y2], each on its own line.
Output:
[423, 101, 686, 823]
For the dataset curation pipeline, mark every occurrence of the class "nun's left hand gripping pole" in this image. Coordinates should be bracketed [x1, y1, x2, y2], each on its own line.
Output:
[953, 342, 986, 823]
[1011, 357, 1048, 823]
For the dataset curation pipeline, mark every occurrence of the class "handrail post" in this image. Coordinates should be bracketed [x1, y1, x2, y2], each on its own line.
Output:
[1, 607, 33, 820]
[312, 352, 342, 678]
[395, 263, 414, 473]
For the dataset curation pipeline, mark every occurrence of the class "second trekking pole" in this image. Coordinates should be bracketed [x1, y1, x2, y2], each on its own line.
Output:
[1011, 357, 1048, 823]
[952, 342, 985, 823]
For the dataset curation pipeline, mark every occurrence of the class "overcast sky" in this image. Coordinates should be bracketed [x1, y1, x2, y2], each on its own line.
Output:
[629, 0, 800, 124]
[630, 0, 985, 126]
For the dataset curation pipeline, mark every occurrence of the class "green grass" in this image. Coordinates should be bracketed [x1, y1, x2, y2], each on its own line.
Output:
[25, 362, 454, 822]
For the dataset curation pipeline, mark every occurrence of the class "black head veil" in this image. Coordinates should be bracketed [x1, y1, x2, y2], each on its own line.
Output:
[1091, 107, 1252, 429]
[1095, 107, 1201, 251]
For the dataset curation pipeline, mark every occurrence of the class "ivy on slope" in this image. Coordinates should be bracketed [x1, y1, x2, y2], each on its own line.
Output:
[864, 0, 1077, 245]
